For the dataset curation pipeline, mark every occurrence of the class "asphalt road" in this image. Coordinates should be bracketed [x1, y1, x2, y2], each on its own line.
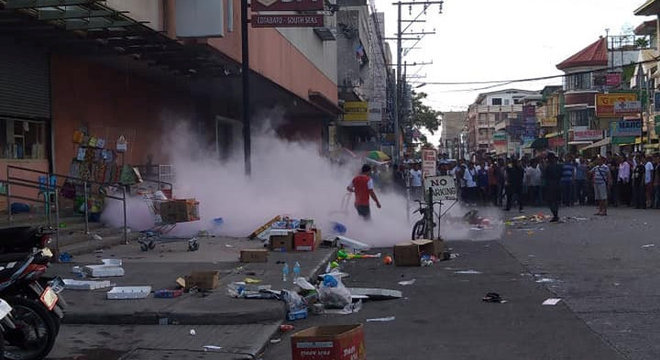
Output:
[264, 232, 624, 359]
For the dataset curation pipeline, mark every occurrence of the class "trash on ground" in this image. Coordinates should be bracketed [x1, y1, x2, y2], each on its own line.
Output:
[383, 255, 393, 265]
[335, 235, 371, 251]
[348, 288, 402, 300]
[185, 271, 219, 290]
[224, 244, 233, 248]
[63, 279, 112, 290]
[398, 279, 416, 286]
[154, 289, 183, 298]
[454, 270, 482, 275]
[226, 282, 275, 299]
[542, 298, 562, 306]
[240, 249, 268, 263]
[325, 299, 362, 315]
[92, 234, 103, 241]
[331, 221, 347, 235]
[59, 252, 72, 263]
[282, 289, 308, 321]
[244, 277, 261, 284]
[535, 278, 555, 283]
[366, 316, 395, 322]
[189, 329, 196, 336]
[393, 239, 444, 266]
[319, 274, 352, 309]
[482, 292, 507, 303]
[337, 249, 381, 260]
[641, 244, 655, 248]
[249, 215, 281, 239]
[202, 345, 223, 352]
[291, 324, 365, 359]
[106, 286, 151, 300]
[270, 338, 282, 344]
[279, 324, 295, 332]
[294, 277, 316, 291]
[83, 259, 124, 278]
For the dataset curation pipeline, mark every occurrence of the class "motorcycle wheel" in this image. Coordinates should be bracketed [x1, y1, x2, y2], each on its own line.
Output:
[3, 297, 57, 360]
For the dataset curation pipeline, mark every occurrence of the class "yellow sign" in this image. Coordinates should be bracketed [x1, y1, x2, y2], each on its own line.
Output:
[540, 117, 557, 127]
[343, 101, 368, 122]
[595, 93, 638, 117]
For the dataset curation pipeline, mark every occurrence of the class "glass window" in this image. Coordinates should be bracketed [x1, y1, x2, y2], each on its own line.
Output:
[568, 109, 593, 127]
[0, 118, 46, 160]
[491, 98, 502, 105]
[566, 73, 592, 90]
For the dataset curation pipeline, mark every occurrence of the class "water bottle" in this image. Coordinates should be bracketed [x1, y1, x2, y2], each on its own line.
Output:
[282, 262, 289, 282]
[293, 262, 301, 281]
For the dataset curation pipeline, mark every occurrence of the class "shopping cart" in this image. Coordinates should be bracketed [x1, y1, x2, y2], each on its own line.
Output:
[137, 192, 200, 252]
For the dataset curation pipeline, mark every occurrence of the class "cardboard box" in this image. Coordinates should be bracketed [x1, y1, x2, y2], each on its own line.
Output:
[185, 271, 219, 290]
[159, 199, 200, 223]
[240, 249, 268, 263]
[291, 324, 365, 360]
[393, 239, 436, 266]
[270, 232, 294, 252]
[294, 230, 316, 251]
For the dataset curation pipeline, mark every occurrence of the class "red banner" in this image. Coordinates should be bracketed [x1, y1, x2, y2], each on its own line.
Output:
[252, 0, 324, 11]
[252, 14, 324, 28]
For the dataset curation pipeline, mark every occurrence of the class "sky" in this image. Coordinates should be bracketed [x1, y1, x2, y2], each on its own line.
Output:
[377, 0, 656, 144]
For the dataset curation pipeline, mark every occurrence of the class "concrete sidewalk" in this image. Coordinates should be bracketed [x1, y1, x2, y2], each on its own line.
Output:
[47, 236, 336, 326]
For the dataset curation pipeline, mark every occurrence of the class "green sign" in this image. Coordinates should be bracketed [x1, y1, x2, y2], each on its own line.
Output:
[612, 136, 636, 145]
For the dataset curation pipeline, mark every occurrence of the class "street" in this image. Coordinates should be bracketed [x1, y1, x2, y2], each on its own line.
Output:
[45, 206, 660, 360]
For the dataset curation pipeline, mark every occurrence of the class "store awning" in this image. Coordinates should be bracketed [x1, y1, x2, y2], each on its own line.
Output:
[568, 141, 593, 146]
[582, 137, 611, 150]
[544, 132, 562, 138]
[525, 137, 548, 149]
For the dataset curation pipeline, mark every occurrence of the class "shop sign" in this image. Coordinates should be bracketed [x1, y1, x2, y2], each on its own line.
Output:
[252, 14, 323, 28]
[573, 129, 603, 141]
[424, 176, 456, 200]
[612, 136, 636, 145]
[540, 117, 557, 127]
[548, 137, 565, 147]
[595, 93, 638, 117]
[422, 149, 437, 177]
[610, 119, 642, 137]
[606, 73, 621, 87]
[343, 102, 368, 122]
[252, 0, 324, 11]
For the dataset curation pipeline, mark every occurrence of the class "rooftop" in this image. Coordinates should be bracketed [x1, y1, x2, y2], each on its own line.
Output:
[556, 37, 608, 70]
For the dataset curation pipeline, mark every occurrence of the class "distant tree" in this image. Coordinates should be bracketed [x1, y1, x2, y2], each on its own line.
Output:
[411, 92, 442, 135]
[636, 37, 649, 48]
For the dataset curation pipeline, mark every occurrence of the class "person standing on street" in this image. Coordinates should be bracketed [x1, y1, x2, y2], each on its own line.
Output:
[618, 155, 631, 207]
[505, 158, 524, 212]
[633, 155, 647, 209]
[525, 159, 542, 206]
[645, 155, 655, 209]
[409, 163, 423, 201]
[463, 162, 478, 205]
[346, 164, 381, 220]
[654, 154, 660, 209]
[488, 160, 499, 206]
[560, 155, 575, 206]
[544, 152, 562, 222]
[575, 156, 589, 205]
[591, 157, 612, 216]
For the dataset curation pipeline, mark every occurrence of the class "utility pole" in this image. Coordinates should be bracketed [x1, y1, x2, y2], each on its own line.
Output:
[241, 0, 251, 176]
[392, 1, 443, 164]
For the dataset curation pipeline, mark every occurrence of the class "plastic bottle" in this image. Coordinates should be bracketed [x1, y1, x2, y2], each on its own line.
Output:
[293, 261, 301, 281]
[282, 262, 289, 282]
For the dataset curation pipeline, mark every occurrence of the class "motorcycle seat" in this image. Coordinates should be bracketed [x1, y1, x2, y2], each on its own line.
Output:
[0, 254, 31, 279]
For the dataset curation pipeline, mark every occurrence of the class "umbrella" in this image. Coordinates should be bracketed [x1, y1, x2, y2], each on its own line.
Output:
[367, 150, 391, 161]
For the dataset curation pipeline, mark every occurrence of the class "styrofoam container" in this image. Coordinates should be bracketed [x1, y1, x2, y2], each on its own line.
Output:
[83, 265, 125, 278]
[107, 286, 152, 300]
[64, 279, 112, 290]
[269, 228, 292, 236]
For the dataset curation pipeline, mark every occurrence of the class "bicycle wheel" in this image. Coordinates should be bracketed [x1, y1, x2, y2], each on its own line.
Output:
[411, 220, 426, 240]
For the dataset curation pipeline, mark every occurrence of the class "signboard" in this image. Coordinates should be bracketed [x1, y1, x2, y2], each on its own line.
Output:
[422, 149, 437, 177]
[573, 129, 603, 141]
[252, 0, 324, 11]
[343, 102, 368, 122]
[614, 101, 642, 114]
[655, 93, 660, 112]
[612, 136, 636, 145]
[610, 119, 642, 137]
[606, 73, 621, 87]
[252, 14, 323, 27]
[540, 117, 557, 127]
[595, 93, 638, 117]
[424, 175, 457, 200]
[548, 137, 565, 147]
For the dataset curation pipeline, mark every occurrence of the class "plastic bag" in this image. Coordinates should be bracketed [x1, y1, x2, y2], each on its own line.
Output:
[318, 274, 351, 309]
[281, 290, 305, 312]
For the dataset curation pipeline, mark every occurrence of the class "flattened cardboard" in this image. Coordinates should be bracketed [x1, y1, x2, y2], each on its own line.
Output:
[240, 249, 268, 263]
[185, 271, 219, 290]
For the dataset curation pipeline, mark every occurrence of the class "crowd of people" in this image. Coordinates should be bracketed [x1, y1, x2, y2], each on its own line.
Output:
[391, 151, 660, 220]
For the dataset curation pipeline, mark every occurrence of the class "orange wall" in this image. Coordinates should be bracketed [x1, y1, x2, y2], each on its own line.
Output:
[0, 159, 49, 206]
[172, 0, 337, 106]
[50, 54, 195, 176]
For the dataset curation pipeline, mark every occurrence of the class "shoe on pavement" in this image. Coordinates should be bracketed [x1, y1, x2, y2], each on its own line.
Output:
[549, 217, 559, 222]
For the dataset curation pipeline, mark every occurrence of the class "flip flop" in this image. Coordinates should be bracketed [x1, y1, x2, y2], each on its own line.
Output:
[482, 292, 504, 303]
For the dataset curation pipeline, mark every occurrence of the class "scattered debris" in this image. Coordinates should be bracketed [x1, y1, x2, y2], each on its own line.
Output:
[84, 259, 124, 278]
[454, 270, 482, 275]
[224, 244, 233, 248]
[154, 289, 183, 298]
[189, 329, 196, 336]
[482, 292, 506, 303]
[641, 244, 655, 248]
[349, 288, 402, 300]
[535, 278, 555, 283]
[542, 298, 561, 306]
[202, 345, 222, 352]
[270, 338, 282, 344]
[92, 234, 103, 241]
[59, 252, 72, 263]
[244, 277, 261, 284]
[106, 286, 151, 300]
[366, 316, 395, 322]
[325, 300, 363, 315]
[294, 277, 316, 291]
[279, 324, 294, 332]
[398, 279, 416, 286]
[64, 279, 112, 290]
[336, 236, 371, 251]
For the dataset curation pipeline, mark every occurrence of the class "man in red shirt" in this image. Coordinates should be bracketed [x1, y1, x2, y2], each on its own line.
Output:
[347, 164, 382, 220]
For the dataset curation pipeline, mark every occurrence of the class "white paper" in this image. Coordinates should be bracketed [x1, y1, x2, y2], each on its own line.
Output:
[454, 270, 482, 275]
[203, 345, 223, 351]
[535, 278, 555, 283]
[641, 244, 655, 248]
[366, 316, 395, 322]
[542, 298, 561, 306]
[398, 279, 416, 286]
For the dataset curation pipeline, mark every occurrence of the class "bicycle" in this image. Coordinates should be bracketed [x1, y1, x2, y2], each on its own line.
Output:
[411, 199, 442, 240]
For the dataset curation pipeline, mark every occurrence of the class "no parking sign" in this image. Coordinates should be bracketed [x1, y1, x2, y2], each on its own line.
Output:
[424, 175, 457, 200]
